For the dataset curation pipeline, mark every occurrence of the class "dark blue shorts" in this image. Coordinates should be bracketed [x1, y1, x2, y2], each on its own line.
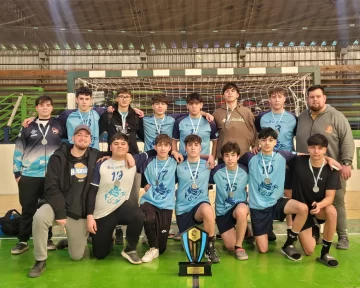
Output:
[284, 168, 292, 190]
[216, 202, 247, 235]
[176, 201, 210, 233]
[297, 214, 326, 231]
[250, 197, 289, 237]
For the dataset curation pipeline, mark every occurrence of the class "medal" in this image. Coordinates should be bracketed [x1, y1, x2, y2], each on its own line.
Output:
[261, 152, 275, 186]
[37, 121, 50, 147]
[308, 158, 325, 194]
[114, 180, 120, 187]
[186, 159, 200, 191]
[264, 178, 271, 184]
[189, 116, 201, 135]
[225, 120, 230, 126]
[225, 165, 239, 198]
[122, 128, 128, 134]
[41, 139, 48, 145]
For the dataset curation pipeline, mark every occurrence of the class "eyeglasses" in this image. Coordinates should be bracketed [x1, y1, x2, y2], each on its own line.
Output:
[117, 95, 131, 99]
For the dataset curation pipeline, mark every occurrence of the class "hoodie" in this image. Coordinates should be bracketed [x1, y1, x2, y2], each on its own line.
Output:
[213, 104, 258, 158]
[296, 105, 355, 163]
[43, 143, 102, 220]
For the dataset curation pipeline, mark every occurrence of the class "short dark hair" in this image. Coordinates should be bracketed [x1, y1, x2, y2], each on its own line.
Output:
[307, 133, 328, 148]
[110, 132, 129, 144]
[184, 134, 202, 145]
[221, 142, 241, 157]
[154, 134, 171, 146]
[76, 86, 92, 97]
[268, 87, 287, 97]
[186, 92, 203, 103]
[35, 95, 53, 106]
[117, 88, 132, 97]
[222, 82, 239, 95]
[307, 85, 325, 95]
[258, 127, 278, 140]
[152, 94, 169, 105]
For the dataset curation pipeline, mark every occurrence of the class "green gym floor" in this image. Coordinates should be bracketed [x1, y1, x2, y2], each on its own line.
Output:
[1, 221, 360, 288]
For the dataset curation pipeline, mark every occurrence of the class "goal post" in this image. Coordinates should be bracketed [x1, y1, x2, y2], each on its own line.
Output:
[66, 67, 320, 116]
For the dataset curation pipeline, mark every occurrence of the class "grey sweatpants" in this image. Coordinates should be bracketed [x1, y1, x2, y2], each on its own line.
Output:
[32, 204, 88, 261]
[333, 180, 347, 237]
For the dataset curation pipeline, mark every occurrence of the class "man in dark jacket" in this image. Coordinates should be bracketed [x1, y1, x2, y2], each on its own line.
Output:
[28, 125, 105, 278]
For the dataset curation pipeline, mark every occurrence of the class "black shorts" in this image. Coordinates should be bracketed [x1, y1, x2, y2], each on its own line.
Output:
[299, 214, 326, 231]
[250, 197, 289, 237]
[284, 168, 292, 190]
[176, 201, 209, 233]
[216, 202, 247, 235]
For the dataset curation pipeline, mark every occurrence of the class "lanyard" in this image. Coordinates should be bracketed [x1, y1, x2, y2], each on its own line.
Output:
[155, 157, 170, 182]
[186, 159, 200, 184]
[225, 165, 239, 194]
[308, 158, 325, 188]
[189, 116, 201, 134]
[260, 152, 274, 179]
[79, 111, 90, 126]
[37, 122, 50, 140]
[120, 112, 128, 128]
[154, 115, 166, 134]
[226, 104, 236, 122]
[271, 110, 285, 125]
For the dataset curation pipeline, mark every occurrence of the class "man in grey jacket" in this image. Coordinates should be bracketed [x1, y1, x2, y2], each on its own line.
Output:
[296, 85, 354, 250]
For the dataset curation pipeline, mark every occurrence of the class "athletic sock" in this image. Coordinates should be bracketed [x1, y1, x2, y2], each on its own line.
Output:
[283, 229, 299, 247]
[321, 239, 332, 258]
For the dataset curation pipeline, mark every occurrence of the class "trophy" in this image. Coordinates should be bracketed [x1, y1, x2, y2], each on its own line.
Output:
[178, 226, 212, 276]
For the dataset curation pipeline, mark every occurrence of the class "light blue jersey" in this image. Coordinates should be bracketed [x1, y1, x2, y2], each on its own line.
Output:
[175, 158, 211, 215]
[210, 163, 248, 216]
[255, 110, 297, 151]
[240, 150, 296, 209]
[57, 107, 106, 149]
[142, 115, 176, 151]
[139, 156, 178, 209]
[172, 115, 218, 155]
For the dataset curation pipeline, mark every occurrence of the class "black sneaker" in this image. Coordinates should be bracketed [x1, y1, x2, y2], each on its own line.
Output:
[121, 250, 142, 264]
[47, 239, 56, 251]
[28, 260, 46, 278]
[268, 230, 277, 242]
[11, 242, 29, 255]
[205, 241, 220, 263]
[56, 239, 68, 250]
[115, 228, 124, 245]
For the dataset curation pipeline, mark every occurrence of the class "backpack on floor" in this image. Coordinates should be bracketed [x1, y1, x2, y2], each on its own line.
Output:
[0, 209, 21, 236]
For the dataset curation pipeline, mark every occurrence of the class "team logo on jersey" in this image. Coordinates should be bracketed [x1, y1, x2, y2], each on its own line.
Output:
[224, 197, 239, 209]
[325, 125, 333, 134]
[185, 186, 203, 201]
[71, 163, 88, 179]
[30, 129, 38, 137]
[258, 181, 278, 196]
[153, 182, 171, 200]
[105, 186, 126, 205]
[52, 127, 59, 134]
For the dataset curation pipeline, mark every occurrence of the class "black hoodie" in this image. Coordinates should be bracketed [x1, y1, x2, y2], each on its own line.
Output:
[43, 143, 106, 220]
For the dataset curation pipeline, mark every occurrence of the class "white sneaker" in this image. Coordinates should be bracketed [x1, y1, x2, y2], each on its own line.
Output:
[141, 248, 159, 263]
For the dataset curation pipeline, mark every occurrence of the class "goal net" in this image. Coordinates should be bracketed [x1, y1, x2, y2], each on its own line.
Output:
[71, 71, 313, 117]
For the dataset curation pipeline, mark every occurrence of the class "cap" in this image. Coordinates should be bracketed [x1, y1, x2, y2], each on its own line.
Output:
[73, 124, 91, 135]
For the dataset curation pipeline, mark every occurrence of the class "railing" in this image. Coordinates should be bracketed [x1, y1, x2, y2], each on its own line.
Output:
[0, 90, 67, 142]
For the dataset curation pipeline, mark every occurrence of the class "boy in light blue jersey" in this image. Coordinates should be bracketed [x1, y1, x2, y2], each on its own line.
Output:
[172, 93, 218, 157]
[175, 134, 219, 263]
[141, 94, 214, 152]
[138, 134, 178, 263]
[209, 142, 249, 260]
[239, 128, 308, 261]
[255, 87, 298, 235]
[255, 87, 297, 152]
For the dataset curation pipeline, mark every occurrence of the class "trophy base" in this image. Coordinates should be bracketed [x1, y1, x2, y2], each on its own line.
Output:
[178, 262, 212, 276]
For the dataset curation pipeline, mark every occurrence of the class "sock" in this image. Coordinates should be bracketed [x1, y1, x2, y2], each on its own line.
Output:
[287, 226, 292, 230]
[321, 239, 332, 258]
[208, 236, 215, 243]
[283, 229, 299, 247]
[235, 245, 242, 250]
[20, 242, 27, 245]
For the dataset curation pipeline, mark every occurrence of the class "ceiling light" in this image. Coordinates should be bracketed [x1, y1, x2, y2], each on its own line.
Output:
[213, 30, 218, 33]
[349, 24, 355, 27]
[302, 27, 307, 30]
[61, 28, 66, 31]
[272, 29, 277, 31]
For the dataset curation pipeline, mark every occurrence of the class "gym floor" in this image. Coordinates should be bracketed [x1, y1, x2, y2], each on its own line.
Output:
[1, 195, 360, 288]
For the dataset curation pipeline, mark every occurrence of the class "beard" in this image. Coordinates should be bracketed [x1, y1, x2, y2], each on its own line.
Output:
[309, 103, 324, 112]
